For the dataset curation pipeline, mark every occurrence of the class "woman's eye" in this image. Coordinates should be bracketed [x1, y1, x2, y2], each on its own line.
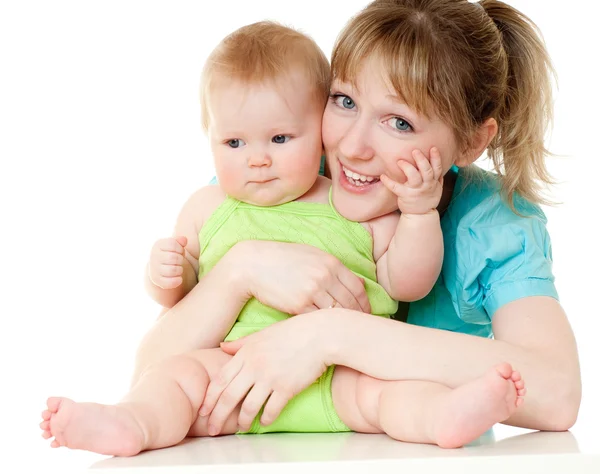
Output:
[227, 138, 246, 148]
[332, 94, 356, 110]
[272, 135, 290, 144]
[389, 117, 412, 132]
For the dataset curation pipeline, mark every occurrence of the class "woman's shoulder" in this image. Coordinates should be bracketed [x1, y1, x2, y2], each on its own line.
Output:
[446, 165, 548, 232]
[439, 165, 558, 320]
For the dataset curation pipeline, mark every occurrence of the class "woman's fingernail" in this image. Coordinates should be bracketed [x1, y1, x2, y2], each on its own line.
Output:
[208, 425, 218, 436]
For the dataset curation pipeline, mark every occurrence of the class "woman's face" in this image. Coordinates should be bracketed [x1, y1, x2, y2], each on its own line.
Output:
[322, 57, 461, 222]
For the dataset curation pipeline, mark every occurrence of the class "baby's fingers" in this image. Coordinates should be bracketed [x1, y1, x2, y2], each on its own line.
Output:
[398, 160, 422, 188]
[160, 250, 185, 266]
[154, 275, 183, 290]
[380, 173, 404, 196]
[161, 237, 186, 255]
[429, 147, 444, 181]
[412, 149, 435, 183]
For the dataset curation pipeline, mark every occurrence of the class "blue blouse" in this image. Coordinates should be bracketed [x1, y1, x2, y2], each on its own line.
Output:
[407, 165, 558, 337]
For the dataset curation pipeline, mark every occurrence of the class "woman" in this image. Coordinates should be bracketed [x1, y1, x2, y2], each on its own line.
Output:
[133, 0, 581, 436]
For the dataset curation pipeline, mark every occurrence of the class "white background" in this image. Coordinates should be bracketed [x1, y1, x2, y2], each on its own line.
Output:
[1, 0, 598, 472]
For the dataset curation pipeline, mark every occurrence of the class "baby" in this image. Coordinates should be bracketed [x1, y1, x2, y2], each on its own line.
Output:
[40, 21, 524, 455]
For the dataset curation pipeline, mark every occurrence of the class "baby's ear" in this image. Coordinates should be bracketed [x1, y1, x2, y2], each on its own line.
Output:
[456, 118, 498, 167]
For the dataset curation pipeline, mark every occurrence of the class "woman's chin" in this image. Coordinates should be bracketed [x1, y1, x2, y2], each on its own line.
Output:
[334, 200, 391, 222]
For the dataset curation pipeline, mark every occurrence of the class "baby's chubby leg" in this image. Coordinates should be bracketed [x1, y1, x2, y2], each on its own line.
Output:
[332, 363, 525, 449]
[40, 348, 239, 456]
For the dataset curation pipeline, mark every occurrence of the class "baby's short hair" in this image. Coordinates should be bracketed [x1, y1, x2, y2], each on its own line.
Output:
[201, 21, 330, 132]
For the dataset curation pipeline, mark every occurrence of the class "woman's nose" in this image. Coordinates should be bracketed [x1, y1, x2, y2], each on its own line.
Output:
[337, 117, 375, 161]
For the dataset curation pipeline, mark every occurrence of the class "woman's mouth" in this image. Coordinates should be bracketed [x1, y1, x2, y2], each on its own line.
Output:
[339, 163, 380, 191]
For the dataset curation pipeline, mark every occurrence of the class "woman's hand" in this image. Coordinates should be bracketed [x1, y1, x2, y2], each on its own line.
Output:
[232, 240, 371, 314]
[198, 311, 335, 435]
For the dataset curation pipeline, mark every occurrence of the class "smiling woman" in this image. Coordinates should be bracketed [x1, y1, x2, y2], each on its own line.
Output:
[2, 0, 598, 472]
[324, 56, 464, 222]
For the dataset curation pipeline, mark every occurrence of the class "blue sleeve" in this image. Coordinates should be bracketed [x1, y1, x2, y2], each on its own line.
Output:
[458, 206, 559, 320]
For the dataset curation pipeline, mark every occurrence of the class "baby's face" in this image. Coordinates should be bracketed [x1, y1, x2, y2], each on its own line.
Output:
[208, 75, 324, 206]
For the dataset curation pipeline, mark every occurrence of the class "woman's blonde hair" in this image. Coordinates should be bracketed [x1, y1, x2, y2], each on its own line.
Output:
[332, 0, 556, 207]
[201, 21, 330, 132]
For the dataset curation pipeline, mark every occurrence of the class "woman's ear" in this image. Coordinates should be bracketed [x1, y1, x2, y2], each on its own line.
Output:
[455, 118, 498, 167]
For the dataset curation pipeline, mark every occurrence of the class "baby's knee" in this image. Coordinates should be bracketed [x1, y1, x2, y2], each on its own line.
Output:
[147, 354, 209, 389]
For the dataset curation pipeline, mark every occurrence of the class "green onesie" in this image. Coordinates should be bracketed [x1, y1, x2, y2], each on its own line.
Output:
[198, 189, 398, 433]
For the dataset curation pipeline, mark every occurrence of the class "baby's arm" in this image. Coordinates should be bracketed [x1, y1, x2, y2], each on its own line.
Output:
[144, 185, 226, 308]
[375, 148, 444, 301]
[375, 211, 443, 302]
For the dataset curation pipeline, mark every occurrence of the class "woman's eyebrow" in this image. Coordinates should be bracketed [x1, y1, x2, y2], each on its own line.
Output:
[385, 94, 420, 122]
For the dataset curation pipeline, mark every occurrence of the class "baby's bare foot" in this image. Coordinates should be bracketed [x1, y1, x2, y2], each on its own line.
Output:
[434, 363, 526, 449]
[40, 397, 146, 456]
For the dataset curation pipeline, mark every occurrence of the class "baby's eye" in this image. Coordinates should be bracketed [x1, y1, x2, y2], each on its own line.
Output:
[272, 135, 290, 144]
[331, 94, 356, 110]
[227, 138, 246, 148]
[387, 117, 413, 132]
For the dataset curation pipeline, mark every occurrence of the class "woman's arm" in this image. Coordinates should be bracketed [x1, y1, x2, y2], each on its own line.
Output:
[204, 296, 580, 433]
[131, 239, 371, 385]
[325, 296, 581, 430]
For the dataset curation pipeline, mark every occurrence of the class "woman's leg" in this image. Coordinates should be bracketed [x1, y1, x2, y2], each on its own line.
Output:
[40, 348, 239, 456]
[332, 363, 525, 449]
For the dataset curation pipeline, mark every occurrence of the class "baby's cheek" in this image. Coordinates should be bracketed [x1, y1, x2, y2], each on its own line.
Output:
[215, 164, 242, 192]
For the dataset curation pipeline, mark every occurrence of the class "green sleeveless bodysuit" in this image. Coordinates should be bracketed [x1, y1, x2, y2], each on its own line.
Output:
[198, 189, 398, 433]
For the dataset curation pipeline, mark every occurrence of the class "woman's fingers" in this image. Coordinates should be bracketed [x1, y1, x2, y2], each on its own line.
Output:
[313, 292, 339, 310]
[260, 391, 293, 426]
[206, 372, 254, 436]
[237, 384, 272, 432]
[337, 271, 371, 313]
[199, 357, 243, 417]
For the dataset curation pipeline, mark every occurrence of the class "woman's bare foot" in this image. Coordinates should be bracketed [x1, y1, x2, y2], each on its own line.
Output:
[40, 397, 146, 456]
[434, 363, 526, 449]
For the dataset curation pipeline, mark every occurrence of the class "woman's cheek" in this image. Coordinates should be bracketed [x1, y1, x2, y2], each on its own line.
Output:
[321, 109, 341, 151]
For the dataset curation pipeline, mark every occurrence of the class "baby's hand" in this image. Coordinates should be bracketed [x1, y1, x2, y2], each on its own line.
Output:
[148, 236, 189, 289]
[380, 147, 444, 215]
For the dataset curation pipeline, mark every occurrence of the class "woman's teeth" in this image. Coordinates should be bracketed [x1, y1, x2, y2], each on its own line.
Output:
[342, 165, 379, 186]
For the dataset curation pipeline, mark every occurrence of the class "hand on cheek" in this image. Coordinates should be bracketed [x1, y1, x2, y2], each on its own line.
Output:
[380, 147, 444, 215]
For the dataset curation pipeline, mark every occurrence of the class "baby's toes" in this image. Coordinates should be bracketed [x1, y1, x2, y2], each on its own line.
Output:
[516, 397, 525, 408]
[514, 378, 525, 390]
[40, 420, 50, 431]
[495, 363, 513, 379]
[41, 430, 52, 440]
[50, 439, 61, 448]
[41, 410, 51, 421]
[46, 397, 62, 413]
[517, 387, 527, 397]
[510, 370, 522, 383]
